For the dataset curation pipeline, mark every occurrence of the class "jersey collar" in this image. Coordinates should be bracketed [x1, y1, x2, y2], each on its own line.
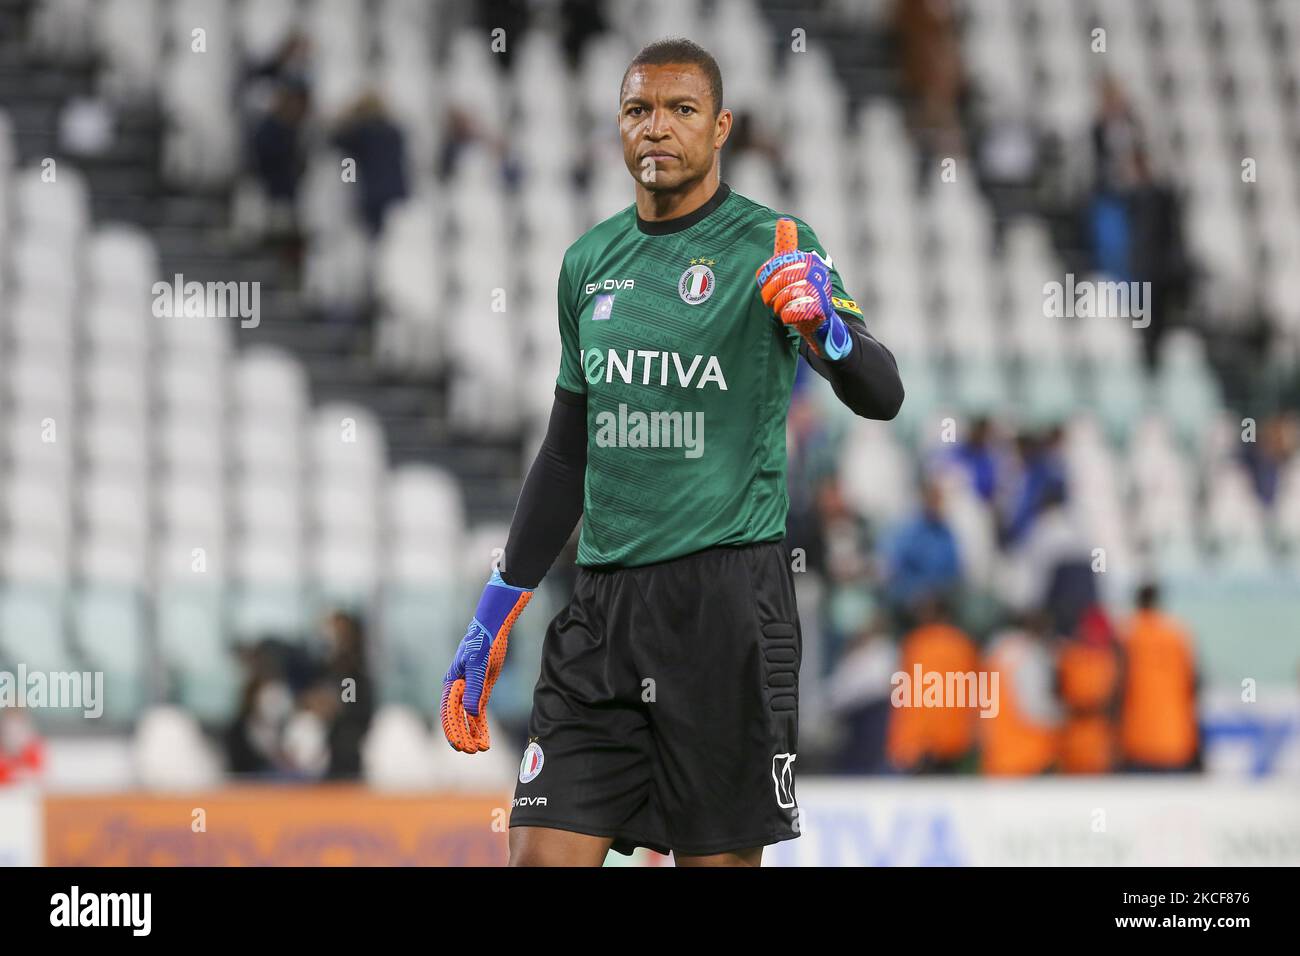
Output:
[635, 182, 732, 236]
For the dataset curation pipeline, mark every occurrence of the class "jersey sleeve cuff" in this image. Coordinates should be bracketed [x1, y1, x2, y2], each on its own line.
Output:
[554, 385, 587, 406]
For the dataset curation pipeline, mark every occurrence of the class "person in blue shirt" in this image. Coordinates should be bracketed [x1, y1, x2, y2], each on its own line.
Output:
[1002, 427, 1069, 547]
[881, 479, 963, 622]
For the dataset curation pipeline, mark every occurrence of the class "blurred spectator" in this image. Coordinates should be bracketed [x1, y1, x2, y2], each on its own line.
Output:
[819, 476, 873, 584]
[0, 708, 44, 785]
[332, 92, 410, 236]
[1088, 76, 1142, 281]
[224, 637, 320, 777]
[1241, 413, 1298, 507]
[811, 472, 878, 668]
[1058, 608, 1120, 774]
[440, 105, 514, 183]
[224, 616, 374, 780]
[316, 610, 376, 780]
[1127, 145, 1191, 371]
[1013, 480, 1096, 636]
[880, 478, 962, 621]
[941, 415, 1007, 504]
[785, 391, 840, 575]
[226, 672, 292, 775]
[979, 611, 1062, 775]
[887, 597, 979, 773]
[827, 615, 899, 774]
[1090, 74, 1141, 195]
[244, 32, 313, 106]
[1119, 583, 1201, 772]
[1086, 76, 1138, 192]
[249, 80, 310, 232]
[894, 0, 967, 167]
[1001, 427, 1067, 547]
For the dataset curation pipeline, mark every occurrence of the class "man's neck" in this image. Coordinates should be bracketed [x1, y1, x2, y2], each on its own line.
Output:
[635, 169, 721, 222]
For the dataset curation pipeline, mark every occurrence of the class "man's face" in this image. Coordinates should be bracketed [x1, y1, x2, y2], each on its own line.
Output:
[619, 63, 730, 192]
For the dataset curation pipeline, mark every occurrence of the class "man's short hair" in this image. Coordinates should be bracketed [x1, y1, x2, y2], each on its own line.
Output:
[621, 38, 724, 115]
[1136, 582, 1160, 610]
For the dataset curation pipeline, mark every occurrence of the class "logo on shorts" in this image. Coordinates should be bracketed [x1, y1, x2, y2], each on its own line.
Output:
[678, 262, 716, 304]
[519, 741, 544, 784]
[772, 753, 797, 809]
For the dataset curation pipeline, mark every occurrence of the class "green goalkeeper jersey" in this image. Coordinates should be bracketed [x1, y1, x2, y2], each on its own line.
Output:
[555, 183, 865, 568]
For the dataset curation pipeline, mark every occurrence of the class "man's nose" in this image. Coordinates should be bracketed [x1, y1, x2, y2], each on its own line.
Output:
[644, 108, 671, 138]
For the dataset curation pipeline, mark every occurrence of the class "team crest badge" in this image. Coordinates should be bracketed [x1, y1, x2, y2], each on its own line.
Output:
[519, 741, 544, 783]
[678, 259, 716, 304]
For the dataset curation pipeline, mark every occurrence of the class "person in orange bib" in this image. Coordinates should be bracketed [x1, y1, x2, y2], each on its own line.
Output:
[1118, 583, 1200, 772]
[1058, 604, 1120, 774]
[979, 612, 1062, 776]
[886, 598, 980, 773]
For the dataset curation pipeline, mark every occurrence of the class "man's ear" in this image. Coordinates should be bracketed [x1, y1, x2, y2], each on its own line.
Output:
[714, 108, 733, 150]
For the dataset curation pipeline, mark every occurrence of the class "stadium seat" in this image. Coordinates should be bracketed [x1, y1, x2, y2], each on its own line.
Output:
[156, 587, 240, 722]
[0, 585, 76, 673]
[72, 584, 147, 722]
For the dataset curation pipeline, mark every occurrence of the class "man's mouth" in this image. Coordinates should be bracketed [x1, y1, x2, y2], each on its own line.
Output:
[641, 152, 677, 162]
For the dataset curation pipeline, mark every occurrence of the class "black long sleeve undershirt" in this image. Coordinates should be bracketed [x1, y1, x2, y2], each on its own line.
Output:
[799, 319, 905, 420]
[500, 386, 587, 589]
[500, 320, 904, 588]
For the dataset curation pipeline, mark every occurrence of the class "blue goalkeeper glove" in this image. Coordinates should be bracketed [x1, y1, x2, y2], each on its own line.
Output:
[756, 217, 854, 361]
[440, 569, 533, 753]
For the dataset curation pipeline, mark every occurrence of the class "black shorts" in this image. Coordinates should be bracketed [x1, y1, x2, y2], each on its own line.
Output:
[509, 540, 802, 857]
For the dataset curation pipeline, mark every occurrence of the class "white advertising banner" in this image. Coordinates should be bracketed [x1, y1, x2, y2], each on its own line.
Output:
[765, 779, 1300, 867]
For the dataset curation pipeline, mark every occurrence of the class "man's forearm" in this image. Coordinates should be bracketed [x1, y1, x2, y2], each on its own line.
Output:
[801, 320, 905, 420]
[500, 387, 587, 588]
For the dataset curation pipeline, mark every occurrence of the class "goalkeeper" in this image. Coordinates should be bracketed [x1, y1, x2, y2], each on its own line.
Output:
[441, 38, 904, 867]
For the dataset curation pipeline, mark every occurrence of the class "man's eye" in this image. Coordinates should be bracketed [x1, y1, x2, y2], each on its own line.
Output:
[678, 106, 694, 115]
[627, 106, 643, 117]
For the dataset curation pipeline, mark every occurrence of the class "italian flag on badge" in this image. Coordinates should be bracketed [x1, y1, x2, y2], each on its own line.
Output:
[679, 262, 716, 304]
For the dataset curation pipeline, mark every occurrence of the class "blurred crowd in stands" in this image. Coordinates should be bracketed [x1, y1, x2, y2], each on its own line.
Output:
[237, 2, 614, 259]
[789, 390, 1204, 776]
[242, 32, 412, 255]
[223, 610, 376, 780]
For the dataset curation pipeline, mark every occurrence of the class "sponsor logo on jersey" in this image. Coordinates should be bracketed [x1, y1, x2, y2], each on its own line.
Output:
[678, 261, 716, 304]
[772, 752, 797, 809]
[519, 741, 544, 783]
[512, 796, 548, 808]
[585, 278, 636, 295]
[581, 348, 728, 390]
